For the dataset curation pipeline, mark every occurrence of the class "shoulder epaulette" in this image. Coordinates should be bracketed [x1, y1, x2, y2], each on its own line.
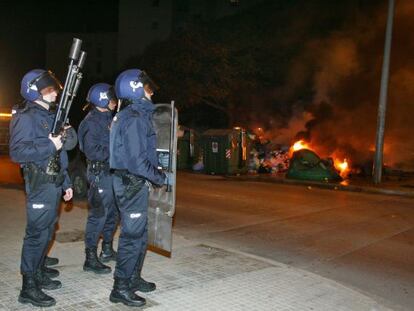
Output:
[11, 101, 30, 116]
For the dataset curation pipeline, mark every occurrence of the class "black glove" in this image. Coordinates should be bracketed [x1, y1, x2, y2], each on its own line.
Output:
[63, 126, 78, 151]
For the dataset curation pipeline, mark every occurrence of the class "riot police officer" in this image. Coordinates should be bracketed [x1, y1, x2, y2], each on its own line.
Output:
[78, 83, 118, 274]
[109, 69, 167, 307]
[9, 69, 74, 307]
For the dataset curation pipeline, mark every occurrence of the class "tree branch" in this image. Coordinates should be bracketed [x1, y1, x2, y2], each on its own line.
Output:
[201, 98, 228, 114]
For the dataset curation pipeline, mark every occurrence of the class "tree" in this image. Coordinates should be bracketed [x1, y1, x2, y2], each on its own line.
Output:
[128, 0, 355, 129]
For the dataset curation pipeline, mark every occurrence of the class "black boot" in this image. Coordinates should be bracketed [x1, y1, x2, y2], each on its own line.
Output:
[35, 269, 62, 290]
[42, 265, 59, 278]
[83, 247, 111, 274]
[44, 256, 59, 267]
[130, 254, 156, 292]
[109, 277, 146, 307]
[130, 275, 156, 293]
[99, 240, 117, 263]
[18, 274, 56, 307]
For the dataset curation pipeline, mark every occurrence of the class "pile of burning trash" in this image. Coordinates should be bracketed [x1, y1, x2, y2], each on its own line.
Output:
[248, 137, 349, 182]
[248, 140, 290, 174]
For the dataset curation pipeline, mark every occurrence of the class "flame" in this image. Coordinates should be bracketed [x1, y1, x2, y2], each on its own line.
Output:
[289, 140, 312, 157]
[334, 158, 350, 178]
[292, 140, 310, 151]
[288, 140, 352, 179]
[291, 139, 311, 153]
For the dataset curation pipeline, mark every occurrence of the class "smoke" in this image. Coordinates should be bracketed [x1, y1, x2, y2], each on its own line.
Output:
[312, 37, 360, 104]
[266, 0, 414, 170]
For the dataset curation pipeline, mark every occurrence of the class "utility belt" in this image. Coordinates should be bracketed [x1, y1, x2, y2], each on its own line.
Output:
[23, 163, 65, 191]
[113, 169, 146, 200]
[87, 160, 110, 175]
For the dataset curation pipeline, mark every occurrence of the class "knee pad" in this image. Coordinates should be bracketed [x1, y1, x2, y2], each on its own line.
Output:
[122, 214, 147, 239]
[26, 202, 55, 232]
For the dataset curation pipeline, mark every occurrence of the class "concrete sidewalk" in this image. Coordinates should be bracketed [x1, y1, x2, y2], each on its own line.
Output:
[0, 187, 393, 311]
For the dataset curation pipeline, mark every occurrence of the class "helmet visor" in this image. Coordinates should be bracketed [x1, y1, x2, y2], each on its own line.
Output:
[107, 86, 117, 101]
[31, 70, 62, 93]
[139, 71, 159, 93]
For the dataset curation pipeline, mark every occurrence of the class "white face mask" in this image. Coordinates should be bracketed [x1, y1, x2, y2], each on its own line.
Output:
[144, 89, 153, 100]
[42, 91, 57, 104]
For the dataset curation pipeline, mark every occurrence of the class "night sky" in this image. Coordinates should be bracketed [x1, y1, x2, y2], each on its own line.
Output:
[0, 0, 118, 109]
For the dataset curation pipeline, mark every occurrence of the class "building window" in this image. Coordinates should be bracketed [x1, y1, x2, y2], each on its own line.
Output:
[152, 0, 160, 7]
[230, 0, 240, 6]
[151, 21, 159, 30]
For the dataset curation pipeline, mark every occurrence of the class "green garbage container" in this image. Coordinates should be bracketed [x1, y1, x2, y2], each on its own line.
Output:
[286, 149, 342, 182]
[177, 127, 200, 170]
[202, 128, 249, 175]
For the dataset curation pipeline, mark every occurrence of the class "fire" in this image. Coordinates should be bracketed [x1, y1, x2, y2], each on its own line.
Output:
[289, 139, 312, 157]
[292, 140, 310, 151]
[289, 140, 351, 179]
[290, 139, 351, 178]
[334, 158, 350, 178]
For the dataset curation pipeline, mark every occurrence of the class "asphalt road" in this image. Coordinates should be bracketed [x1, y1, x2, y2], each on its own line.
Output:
[174, 172, 414, 311]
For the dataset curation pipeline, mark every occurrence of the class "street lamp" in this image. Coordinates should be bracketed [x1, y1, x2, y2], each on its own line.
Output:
[373, 0, 395, 184]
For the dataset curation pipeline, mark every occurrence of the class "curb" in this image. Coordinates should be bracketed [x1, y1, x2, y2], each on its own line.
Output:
[225, 175, 414, 199]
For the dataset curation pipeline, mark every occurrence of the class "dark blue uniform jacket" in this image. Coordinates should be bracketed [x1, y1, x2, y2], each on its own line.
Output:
[110, 98, 165, 186]
[78, 108, 112, 162]
[9, 101, 71, 190]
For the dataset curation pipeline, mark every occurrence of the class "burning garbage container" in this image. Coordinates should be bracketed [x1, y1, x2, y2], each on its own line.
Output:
[286, 148, 342, 182]
[202, 127, 249, 175]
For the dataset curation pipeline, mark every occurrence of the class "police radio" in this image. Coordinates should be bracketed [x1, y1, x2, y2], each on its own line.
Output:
[51, 38, 87, 136]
